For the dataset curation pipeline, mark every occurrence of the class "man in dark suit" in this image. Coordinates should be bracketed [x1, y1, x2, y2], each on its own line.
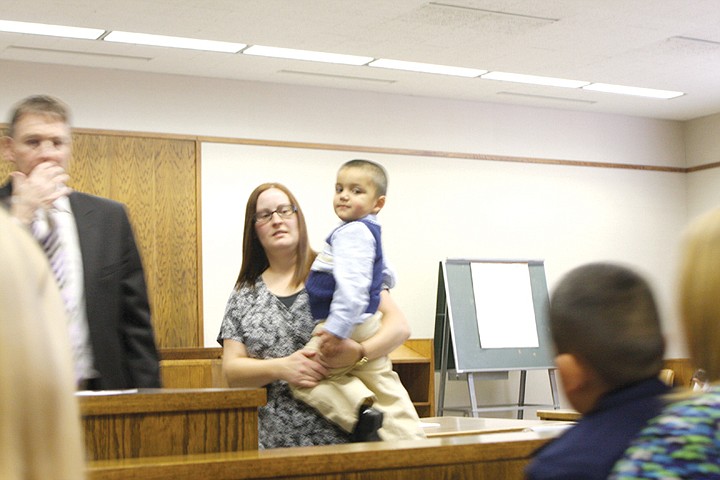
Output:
[1, 95, 161, 389]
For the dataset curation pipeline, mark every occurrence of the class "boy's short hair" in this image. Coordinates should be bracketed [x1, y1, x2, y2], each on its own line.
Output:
[340, 159, 388, 196]
[8, 95, 70, 138]
[549, 262, 664, 389]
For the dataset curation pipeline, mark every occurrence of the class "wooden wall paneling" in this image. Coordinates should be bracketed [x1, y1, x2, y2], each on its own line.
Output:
[111, 137, 159, 348]
[72, 133, 200, 348]
[71, 133, 114, 197]
[148, 137, 199, 347]
[195, 140, 205, 344]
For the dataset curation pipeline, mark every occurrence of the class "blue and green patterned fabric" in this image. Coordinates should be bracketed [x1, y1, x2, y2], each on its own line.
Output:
[610, 386, 720, 479]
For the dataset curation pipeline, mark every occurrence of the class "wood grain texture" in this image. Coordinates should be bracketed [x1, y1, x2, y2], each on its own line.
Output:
[80, 388, 265, 460]
[536, 409, 582, 421]
[160, 348, 223, 360]
[160, 359, 229, 388]
[87, 431, 549, 480]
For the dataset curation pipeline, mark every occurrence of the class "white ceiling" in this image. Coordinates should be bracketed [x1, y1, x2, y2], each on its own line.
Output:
[2, 0, 720, 121]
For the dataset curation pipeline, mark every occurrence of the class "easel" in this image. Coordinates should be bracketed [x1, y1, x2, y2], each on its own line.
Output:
[434, 259, 560, 419]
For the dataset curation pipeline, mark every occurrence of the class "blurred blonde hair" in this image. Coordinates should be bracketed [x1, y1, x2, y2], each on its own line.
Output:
[679, 207, 720, 381]
[0, 209, 85, 480]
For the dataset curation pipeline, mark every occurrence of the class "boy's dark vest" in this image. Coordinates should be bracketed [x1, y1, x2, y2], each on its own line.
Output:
[306, 218, 384, 320]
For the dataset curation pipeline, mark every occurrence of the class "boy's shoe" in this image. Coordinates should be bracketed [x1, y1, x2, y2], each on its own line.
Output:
[350, 406, 383, 442]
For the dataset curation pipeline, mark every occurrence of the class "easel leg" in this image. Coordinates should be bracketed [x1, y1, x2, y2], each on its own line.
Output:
[437, 304, 450, 416]
[468, 373, 479, 418]
[548, 368, 560, 409]
[517, 370, 527, 419]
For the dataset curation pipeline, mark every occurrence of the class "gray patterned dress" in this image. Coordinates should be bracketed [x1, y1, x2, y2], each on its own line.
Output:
[217, 277, 350, 449]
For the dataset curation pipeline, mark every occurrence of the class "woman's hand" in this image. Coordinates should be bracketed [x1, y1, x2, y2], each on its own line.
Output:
[280, 349, 329, 388]
[222, 339, 328, 389]
[317, 290, 411, 369]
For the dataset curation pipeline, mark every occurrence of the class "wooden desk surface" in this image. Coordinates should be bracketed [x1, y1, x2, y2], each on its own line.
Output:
[78, 387, 266, 415]
[535, 409, 582, 421]
[88, 431, 554, 480]
[421, 416, 574, 438]
[388, 343, 431, 363]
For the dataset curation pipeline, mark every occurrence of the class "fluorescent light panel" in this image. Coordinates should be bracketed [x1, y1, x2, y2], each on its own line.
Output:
[369, 58, 486, 77]
[0, 18, 686, 100]
[0, 19, 104, 39]
[103, 31, 245, 53]
[243, 45, 372, 65]
[481, 71, 589, 88]
[582, 83, 684, 99]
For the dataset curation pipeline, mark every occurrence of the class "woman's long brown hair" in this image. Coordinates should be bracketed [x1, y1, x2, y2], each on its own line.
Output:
[235, 183, 316, 290]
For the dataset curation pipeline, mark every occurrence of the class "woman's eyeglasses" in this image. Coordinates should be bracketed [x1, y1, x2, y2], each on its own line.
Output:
[254, 204, 297, 225]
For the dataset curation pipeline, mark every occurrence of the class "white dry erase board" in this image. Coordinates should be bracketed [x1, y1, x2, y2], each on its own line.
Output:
[434, 259, 554, 373]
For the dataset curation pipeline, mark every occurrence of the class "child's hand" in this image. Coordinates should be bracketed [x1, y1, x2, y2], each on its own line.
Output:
[318, 330, 344, 358]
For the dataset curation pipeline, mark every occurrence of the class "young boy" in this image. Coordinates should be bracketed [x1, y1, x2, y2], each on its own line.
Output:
[294, 159, 424, 442]
[525, 262, 669, 480]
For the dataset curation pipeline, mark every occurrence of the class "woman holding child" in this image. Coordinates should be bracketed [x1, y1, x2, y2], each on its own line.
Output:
[217, 183, 411, 449]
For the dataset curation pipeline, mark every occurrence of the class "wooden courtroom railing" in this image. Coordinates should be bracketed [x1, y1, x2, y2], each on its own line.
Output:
[160, 348, 228, 389]
[159, 339, 436, 416]
[88, 430, 552, 480]
[80, 388, 266, 460]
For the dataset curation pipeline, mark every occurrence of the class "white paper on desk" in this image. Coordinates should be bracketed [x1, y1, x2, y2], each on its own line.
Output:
[523, 424, 574, 435]
[75, 389, 139, 396]
[419, 422, 441, 428]
[471, 263, 539, 349]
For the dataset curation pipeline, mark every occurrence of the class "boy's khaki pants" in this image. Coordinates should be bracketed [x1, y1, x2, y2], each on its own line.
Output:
[292, 313, 425, 441]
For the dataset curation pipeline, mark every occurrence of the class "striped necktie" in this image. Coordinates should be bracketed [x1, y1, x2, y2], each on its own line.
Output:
[32, 211, 94, 385]
[32, 214, 69, 306]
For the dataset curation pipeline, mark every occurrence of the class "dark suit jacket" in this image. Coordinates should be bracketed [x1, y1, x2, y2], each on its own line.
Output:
[1, 182, 161, 389]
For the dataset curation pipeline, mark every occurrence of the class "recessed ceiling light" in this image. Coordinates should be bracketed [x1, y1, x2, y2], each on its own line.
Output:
[481, 71, 589, 88]
[103, 31, 245, 53]
[368, 58, 486, 77]
[243, 45, 373, 65]
[582, 83, 684, 99]
[0, 19, 104, 39]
